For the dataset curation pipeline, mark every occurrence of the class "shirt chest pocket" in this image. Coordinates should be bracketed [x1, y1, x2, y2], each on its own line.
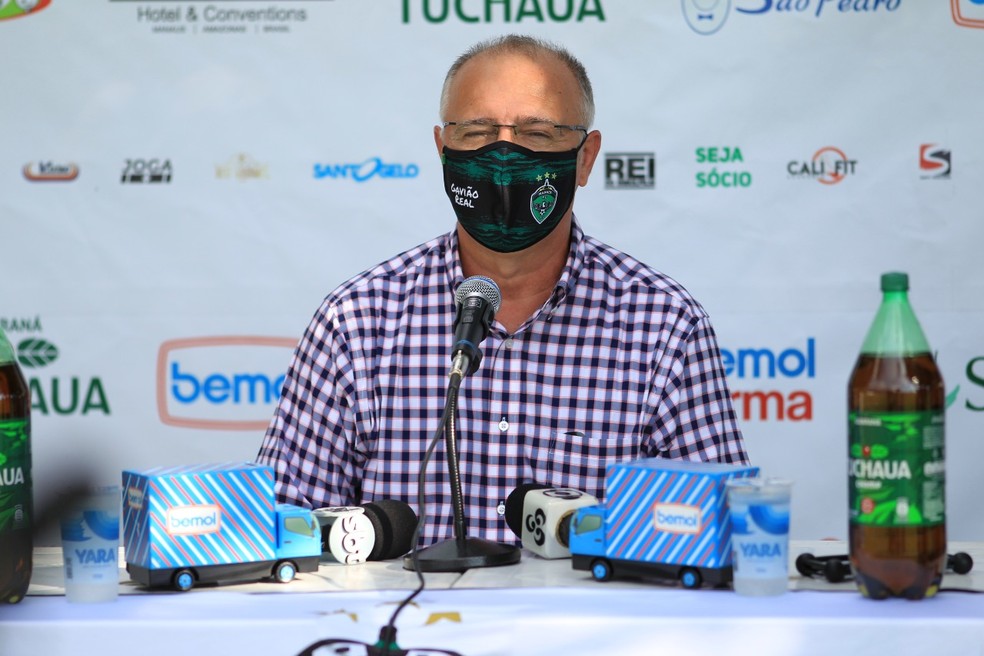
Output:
[523, 430, 640, 492]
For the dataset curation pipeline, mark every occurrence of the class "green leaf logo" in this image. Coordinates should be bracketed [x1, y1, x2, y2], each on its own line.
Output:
[16, 338, 59, 368]
[945, 385, 960, 409]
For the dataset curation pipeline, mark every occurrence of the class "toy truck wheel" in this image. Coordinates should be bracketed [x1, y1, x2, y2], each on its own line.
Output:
[273, 560, 297, 583]
[590, 559, 613, 582]
[173, 569, 195, 592]
[679, 567, 702, 589]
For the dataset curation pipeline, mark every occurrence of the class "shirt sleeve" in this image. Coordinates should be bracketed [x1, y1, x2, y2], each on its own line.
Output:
[645, 314, 749, 465]
[256, 298, 367, 509]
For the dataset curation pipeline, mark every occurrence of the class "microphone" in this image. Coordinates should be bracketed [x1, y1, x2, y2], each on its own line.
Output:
[314, 500, 418, 564]
[362, 499, 418, 561]
[405, 274, 520, 573]
[450, 275, 501, 378]
[505, 483, 599, 559]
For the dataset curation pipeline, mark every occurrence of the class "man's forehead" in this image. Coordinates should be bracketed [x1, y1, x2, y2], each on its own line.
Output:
[449, 51, 575, 102]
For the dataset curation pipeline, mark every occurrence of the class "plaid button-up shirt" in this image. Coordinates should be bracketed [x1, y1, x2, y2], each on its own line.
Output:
[257, 219, 748, 546]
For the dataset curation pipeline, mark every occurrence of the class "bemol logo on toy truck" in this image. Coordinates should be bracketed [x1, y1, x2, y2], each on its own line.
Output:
[569, 459, 758, 588]
[122, 462, 321, 591]
[165, 505, 221, 535]
[654, 503, 702, 534]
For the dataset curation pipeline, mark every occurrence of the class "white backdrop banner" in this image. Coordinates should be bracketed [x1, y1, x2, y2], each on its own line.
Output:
[1, 0, 982, 541]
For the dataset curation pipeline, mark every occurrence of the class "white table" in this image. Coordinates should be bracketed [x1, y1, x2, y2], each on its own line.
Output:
[2, 541, 982, 656]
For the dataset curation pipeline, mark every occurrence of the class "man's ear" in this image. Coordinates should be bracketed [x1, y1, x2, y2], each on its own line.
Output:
[434, 125, 445, 157]
[576, 130, 602, 187]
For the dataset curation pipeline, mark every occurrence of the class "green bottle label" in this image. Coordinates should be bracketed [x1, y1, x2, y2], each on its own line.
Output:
[0, 418, 31, 533]
[848, 411, 945, 527]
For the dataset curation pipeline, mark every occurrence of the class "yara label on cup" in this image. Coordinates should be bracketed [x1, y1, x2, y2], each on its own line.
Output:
[62, 507, 120, 584]
[730, 501, 790, 577]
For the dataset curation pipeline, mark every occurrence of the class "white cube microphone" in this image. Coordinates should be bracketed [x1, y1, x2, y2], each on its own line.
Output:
[505, 484, 599, 559]
[313, 507, 376, 565]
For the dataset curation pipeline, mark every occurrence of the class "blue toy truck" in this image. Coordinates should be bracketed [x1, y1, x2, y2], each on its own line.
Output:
[569, 459, 758, 589]
[122, 462, 321, 591]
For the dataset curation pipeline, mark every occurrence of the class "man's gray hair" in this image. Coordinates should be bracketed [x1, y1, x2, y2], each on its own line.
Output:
[439, 34, 595, 128]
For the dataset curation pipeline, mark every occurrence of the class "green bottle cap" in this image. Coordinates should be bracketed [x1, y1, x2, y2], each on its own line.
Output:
[880, 272, 909, 293]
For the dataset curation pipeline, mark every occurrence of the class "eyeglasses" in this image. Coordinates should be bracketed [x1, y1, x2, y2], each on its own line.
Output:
[442, 120, 588, 151]
[297, 638, 463, 656]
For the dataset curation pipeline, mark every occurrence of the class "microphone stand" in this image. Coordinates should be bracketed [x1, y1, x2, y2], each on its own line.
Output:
[404, 354, 521, 572]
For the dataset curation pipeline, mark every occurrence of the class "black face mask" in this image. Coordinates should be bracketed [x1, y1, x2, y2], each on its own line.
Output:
[441, 140, 581, 253]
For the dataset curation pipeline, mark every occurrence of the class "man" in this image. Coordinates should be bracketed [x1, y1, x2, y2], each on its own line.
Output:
[257, 35, 748, 546]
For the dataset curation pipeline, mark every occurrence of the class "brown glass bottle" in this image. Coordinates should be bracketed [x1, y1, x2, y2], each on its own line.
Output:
[0, 328, 32, 605]
[847, 273, 946, 600]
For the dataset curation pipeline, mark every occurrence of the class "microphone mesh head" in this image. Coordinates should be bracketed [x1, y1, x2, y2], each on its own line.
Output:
[455, 275, 502, 313]
[362, 499, 419, 561]
[504, 482, 550, 538]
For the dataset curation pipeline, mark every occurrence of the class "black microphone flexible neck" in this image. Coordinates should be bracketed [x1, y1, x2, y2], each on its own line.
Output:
[404, 275, 519, 572]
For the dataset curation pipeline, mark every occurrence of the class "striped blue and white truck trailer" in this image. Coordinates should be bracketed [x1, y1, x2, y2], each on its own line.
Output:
[568, 459, 758, 589]
[122, 462, 321, 591]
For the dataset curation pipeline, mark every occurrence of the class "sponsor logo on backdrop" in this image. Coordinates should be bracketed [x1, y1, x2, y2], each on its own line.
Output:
[944, 355, 984, 412]
[216, 153, 269, 181]
[919, 144, 951, 179]
[605, 152, 655, 190]
[683, 0, 902, 35]
[682, 0, 732, 34]
[121, 158, 173, 184]
[722, 338, 815, 421]
[1, 316, 111, 416]
[401, 0, 606, 23]
[110, 0, 319, 35]
[157, 336, 294, 430]
[0, 0, 51, 22]
[961, 356, 984, 410]
[23, 161, 79, 182]
[313, 158, 419, 182]
[787, 146, 856, 184]
[696, 146, 752, 189]
[952, 0, 984, 28]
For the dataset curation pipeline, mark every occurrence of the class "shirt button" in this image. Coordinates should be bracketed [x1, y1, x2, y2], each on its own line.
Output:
[498, 419, 509, 432]
[504, 338, 514, 349]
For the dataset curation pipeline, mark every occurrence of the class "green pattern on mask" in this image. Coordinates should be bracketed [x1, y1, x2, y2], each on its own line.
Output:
[445, 149, 576, 184]
[442, 142, 580, 253]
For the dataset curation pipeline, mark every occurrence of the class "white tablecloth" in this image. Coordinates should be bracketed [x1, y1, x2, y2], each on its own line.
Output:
[2, 541, 982, 656]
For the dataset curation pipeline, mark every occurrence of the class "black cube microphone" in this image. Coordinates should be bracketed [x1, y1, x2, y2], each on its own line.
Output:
[315, 500, 418, 564]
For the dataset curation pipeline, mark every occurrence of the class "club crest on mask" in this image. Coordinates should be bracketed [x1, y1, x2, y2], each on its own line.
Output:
[530, 174, 558, 224]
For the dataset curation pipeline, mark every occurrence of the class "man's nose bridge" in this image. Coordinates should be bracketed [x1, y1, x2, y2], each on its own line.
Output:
[496, 124, 518, 143]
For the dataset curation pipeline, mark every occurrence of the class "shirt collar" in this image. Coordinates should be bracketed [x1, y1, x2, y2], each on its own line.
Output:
[555, 215, 586, 301]
[442, 215, 587, 308]
[444, 228, 465, 293]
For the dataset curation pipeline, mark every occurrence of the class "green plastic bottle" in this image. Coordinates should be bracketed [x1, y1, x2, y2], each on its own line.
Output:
[847, 272, 946, 599]
[0, 327, 32, 604]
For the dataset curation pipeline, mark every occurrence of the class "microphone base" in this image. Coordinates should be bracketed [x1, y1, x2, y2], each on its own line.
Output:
[403, 537, 521, 573]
